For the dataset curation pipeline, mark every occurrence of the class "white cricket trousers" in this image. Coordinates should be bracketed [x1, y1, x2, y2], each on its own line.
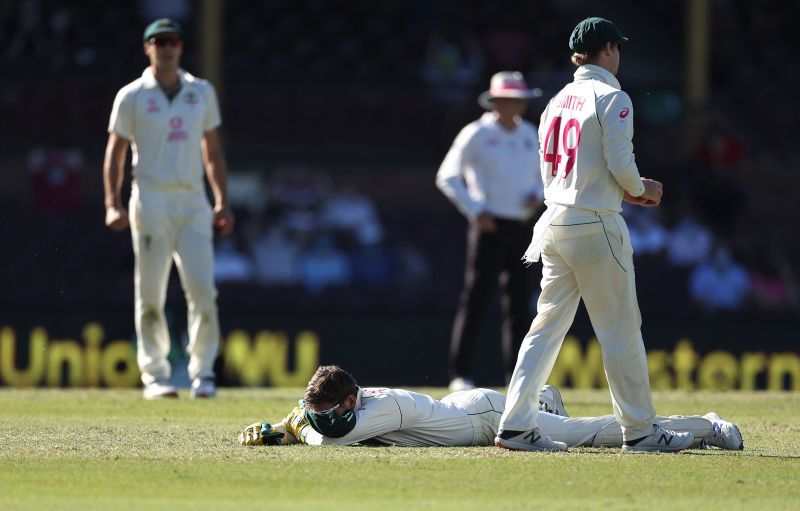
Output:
[129, 184, 220, 385]
[500, 208, 655, 441]
[477, 389, 712, 447]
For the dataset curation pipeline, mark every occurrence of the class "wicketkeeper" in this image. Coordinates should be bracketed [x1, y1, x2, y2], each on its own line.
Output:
[240, 365, 743, 452]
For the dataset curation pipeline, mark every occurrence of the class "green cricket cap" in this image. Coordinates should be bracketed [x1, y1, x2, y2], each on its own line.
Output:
[143, 18, 185, 43]
[568, 17, 628, 52]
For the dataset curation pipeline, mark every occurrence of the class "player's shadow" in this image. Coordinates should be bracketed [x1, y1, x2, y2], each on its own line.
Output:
[686, 450, 800, 459]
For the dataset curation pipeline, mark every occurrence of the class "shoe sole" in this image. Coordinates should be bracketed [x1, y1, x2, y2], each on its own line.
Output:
[717, 422, 744, 451]
[544, 385, 568, 417]
[143, 390, 179, 400]
[706, 413, 744, 451]
[621, 444, 692, 453]
[731, 423, 744, 450]
[494, 439, 567, 452]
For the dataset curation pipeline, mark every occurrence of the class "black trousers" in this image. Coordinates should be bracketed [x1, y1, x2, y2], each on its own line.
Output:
[449, 217, 535, 384]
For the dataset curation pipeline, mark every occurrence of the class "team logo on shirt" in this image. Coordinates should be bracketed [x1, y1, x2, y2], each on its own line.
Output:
[146, 97, 160, 113]
[619, 107, 630, 119]
[167, 116, 187, 142]
[184, 91, 198, 107]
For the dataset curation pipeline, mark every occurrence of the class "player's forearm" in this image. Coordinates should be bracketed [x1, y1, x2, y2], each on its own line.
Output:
[202, 131, 229, 208]
[205, 160, 229, 208]
[102, 137, 128, 208]
[610, 166, 646, 197]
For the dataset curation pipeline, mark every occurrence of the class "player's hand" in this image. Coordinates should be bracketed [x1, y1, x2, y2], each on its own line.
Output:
[623, 191, 658, 207]
[283, 405, 310, 443]
[213, 205, 235, 236]
[239, 421, 285, 446]
[105, 206, 130, 231]
[634, 178, 663, 207]
[474, 212, 497, 233]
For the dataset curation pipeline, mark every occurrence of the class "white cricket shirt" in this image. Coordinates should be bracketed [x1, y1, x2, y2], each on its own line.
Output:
[304, 387, 483, 447]
[436, 112, 543, 221]
[538, 64, 645, 213]
[108, 67, 221, 193]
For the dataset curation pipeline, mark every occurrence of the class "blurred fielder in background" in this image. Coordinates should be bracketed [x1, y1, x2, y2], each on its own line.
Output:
[239, 365, 743, 451]
[102, 18, 234, 400]
[436, 71, 544, 392]
[496, 17, 687, 452]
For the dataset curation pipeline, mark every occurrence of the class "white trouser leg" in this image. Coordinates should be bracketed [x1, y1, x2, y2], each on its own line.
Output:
[173, 197, 219, 382]
[570, 214, 655, 440]
[130, 188, 174, 385]
[499, 231, 582, 433]
[657, 416, 712, 446]
[538, 413, 617, 447]
[592, 415, 711, 448]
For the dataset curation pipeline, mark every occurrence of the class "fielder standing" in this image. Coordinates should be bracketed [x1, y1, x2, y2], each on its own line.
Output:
[436, 71, 544, 391]
[495, 18, 692, 452]
[103, 19, 233, 399]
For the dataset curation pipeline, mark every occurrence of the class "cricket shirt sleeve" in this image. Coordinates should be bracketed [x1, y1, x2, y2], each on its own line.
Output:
[597, 91, 645, 197]
[202, 82, 222, 132]
[108, 87, 135, 140]
[435, 123, 485, 220]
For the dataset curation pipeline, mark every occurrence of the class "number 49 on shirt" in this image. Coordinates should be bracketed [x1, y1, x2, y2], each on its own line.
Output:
[543, 116, 581, 179]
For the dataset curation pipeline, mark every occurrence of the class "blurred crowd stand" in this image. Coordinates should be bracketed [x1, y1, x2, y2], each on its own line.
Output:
[0, 0, 797, 324]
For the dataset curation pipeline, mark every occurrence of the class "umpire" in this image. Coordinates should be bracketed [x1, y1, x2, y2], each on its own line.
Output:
[436, 71, 543, 391]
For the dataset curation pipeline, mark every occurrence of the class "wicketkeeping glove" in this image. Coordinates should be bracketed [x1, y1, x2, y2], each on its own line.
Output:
[239, 421, 285, 446]
[282, 403, 311, 444]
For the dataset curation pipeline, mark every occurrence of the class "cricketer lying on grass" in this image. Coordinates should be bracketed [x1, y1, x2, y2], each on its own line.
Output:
[240, 366, 743, 451]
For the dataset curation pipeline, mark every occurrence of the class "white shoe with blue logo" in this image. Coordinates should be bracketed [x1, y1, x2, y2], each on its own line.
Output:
[703, 412, 743, 450]
[622, 424, 694, 453]
[494, 427, 568, 452]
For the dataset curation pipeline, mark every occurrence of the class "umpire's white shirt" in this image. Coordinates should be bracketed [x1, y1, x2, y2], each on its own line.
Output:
[108, 67, 221, 193]
[304, 387, 504, 447]
[436, 112, 543, 221]
[538, 64, 645, 213]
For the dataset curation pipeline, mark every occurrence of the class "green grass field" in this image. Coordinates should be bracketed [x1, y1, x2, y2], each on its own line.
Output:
[1, 388, 798, 511]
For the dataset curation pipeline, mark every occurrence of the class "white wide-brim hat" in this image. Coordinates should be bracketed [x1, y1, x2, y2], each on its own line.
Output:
[478, 71, 543, 110]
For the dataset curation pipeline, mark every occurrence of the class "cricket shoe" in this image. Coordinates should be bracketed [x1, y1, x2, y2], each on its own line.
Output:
[191, 378, 217, 399]
[143, 380, 179, 400]
[622, 424, 694, 453]
[494, 428, 568, 452]
[448, 377, 476, 392]
[538, 384, 569, 417]
[702, 412, 743, 450]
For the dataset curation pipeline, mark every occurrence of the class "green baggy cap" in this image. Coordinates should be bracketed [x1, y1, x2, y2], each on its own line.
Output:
[568, 17, 628, 52]
[143, 18, 185, 43]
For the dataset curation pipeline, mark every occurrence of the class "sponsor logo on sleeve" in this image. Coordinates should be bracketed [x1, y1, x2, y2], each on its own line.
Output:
[619, 107, 630, 119]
